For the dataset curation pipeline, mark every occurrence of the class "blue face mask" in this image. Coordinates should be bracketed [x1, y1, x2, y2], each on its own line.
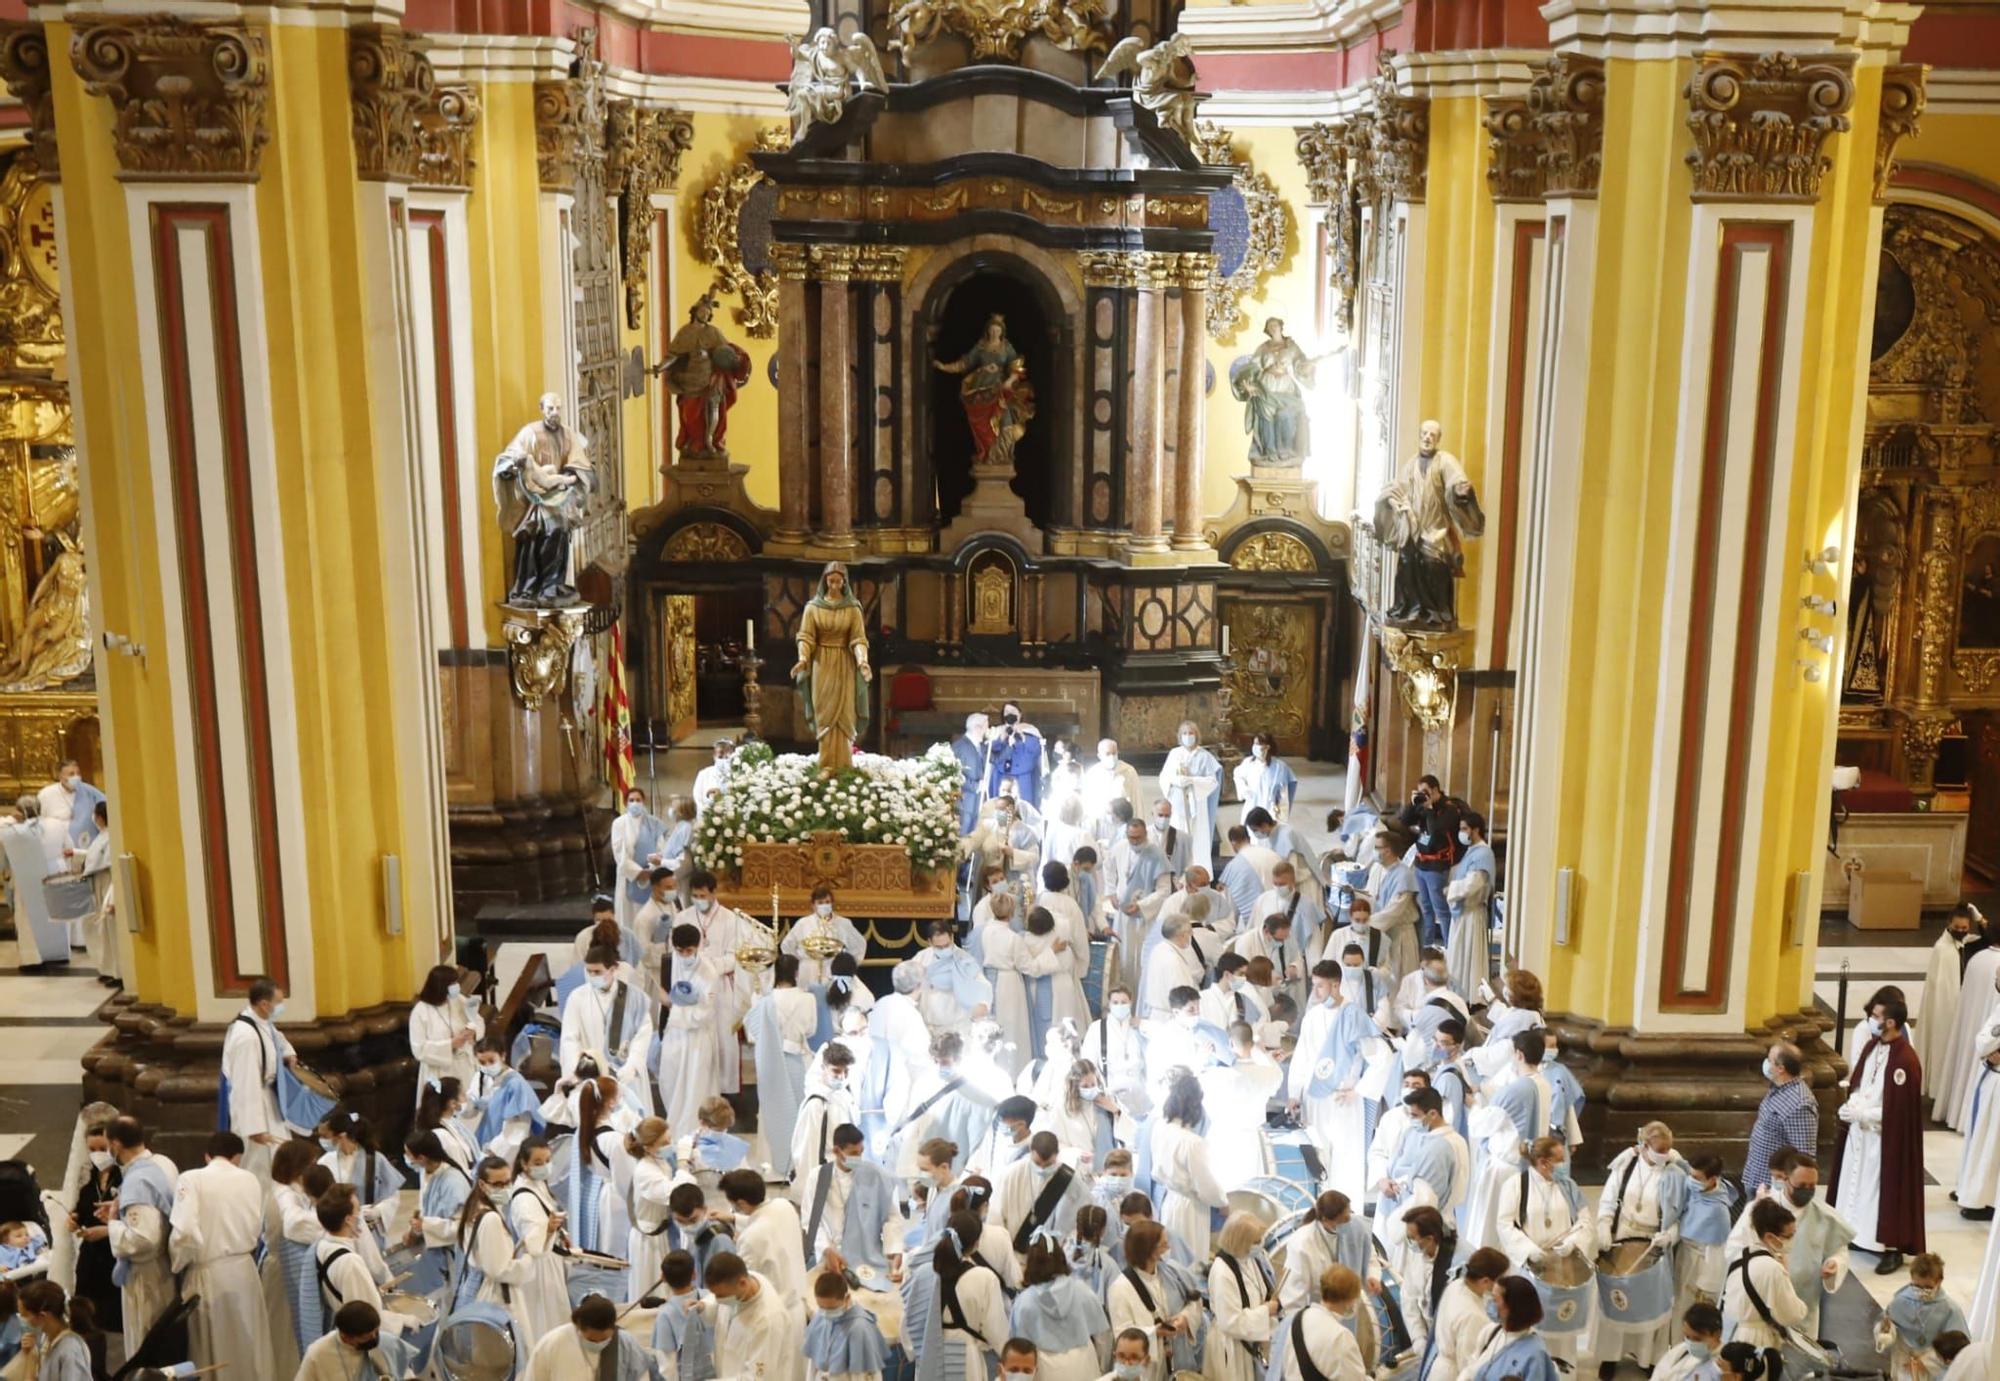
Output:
[319, 1138, 335, 1153]
[1686, 1342, 1712, 1361]
[1485, 1298, 1501, 1322]
[1867, 1016, 1884, 1038]
[447, 983, 461, 1000]
[1761, 1057, 1775, 1083]
[626, 802, 643, 818]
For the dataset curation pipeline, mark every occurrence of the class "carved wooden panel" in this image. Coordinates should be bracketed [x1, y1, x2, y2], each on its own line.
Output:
[719, 831, 952, 918]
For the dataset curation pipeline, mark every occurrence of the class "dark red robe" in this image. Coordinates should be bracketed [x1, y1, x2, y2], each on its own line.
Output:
[1829, 1032, 1926, 1253]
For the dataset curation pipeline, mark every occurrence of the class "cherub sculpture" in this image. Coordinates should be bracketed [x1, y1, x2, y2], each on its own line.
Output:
[1095, 33, 1202, 147]
[786, 28, 889, 141]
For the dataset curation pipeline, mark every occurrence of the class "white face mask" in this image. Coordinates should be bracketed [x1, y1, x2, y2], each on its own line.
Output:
[590, 972, 613, 992]
[1079, 1085, 1101, 1100]
[627, 801, 644, 817]
[478, 1061, 502, 1075]
[447, 983, 462, 1000]
[816, 902, 833, 918]
[1457, 829, 1471, 846]
[696, 897, 714, 913]
[1180, 733, 1197, 748]
[1254, 745, 1268, 760]
[1099, 752, 1116, 765]
[88, 1150, 113, 1172]
[1154, 817, 1171, 831]
[270, 1001, 287, 1020]
[1109, 1000, 1131, 1020]
[529, 1164, 552, 1182]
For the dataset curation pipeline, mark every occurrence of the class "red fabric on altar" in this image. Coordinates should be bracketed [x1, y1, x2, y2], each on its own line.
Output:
[1839, 768, 1917, 813]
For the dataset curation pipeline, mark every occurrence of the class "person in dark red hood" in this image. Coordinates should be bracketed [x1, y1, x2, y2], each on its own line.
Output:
[1830, 995, 1926, 1274]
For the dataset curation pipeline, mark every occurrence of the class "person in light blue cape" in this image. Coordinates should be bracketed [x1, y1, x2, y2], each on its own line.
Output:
[469, 1038, 545, 1159]
[1880, 1262, 1968, 1381]
[1459, 1275, 1563, 1381]
[741, 957, 811, 1179]
[805, 1272, 891, 1380]
[1423, 1022, 1479, 1141]
[1012, 1235, 1112, 1377]
[533, 1293, 668, 1379]
[1234, 734, 1300, 821]
[1446, 821, 1497, 997]
[402, 1130, 472, 1296]
[651, 1250, 718, 1381]
[801, 1125, 904, 1282]
[297, 1299, 419, 1381]
[910, 1032, 999, 1181]
[920, 920, 996, 1028]
[612, 791, 670, 926]
[1379, 1088, 1463, 1228]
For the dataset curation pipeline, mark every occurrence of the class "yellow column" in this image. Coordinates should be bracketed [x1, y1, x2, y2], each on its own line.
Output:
[1499, 21, 1909, 1160]
[32, 8, 500, 1152]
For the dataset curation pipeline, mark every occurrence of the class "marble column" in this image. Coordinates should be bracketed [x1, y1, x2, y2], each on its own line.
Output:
[813, 244, 859, 551]
[1125, 253, 1170, 557]
[1172, 253, 1213, 553]
[771, 243, 812, 545]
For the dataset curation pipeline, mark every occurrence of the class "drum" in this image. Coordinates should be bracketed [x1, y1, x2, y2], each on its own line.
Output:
[1332, 863, 1371, 919]
[567, 1259, 628, 1307]
[434, 1301, 522, 1381]
[1596, 1238, 1674, 1328]
[384, 1290, 440, 1369]
[43, 875, 95, 922]
[1527, 1251, 1596, 1337]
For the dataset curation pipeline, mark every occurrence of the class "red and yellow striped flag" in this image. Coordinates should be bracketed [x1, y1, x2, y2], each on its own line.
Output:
[604, 621, 636, 797]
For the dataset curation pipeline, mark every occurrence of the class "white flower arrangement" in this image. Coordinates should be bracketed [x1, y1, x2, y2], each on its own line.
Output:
[693, 740, 963, 874]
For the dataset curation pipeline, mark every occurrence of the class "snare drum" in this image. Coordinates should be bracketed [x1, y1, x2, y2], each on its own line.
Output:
[1234, 1175, 1316, 1272]
[434, 1301, 522, 1381]
[384, 1289, 441, 1369]
[1527, 1251, 1596, 1337]
[1596, 1239, 1674, 1328]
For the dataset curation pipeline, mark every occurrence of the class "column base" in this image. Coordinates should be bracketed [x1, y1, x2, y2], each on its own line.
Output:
[1554, 1009, 1843, 1176]
[83, 992, 421, 1173]
[1119, 537, 1180, 567]
[1170, 535, 1219, 558]
[801, 534, 864, 560]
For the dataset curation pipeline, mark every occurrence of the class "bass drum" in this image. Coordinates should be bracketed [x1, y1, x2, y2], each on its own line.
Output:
[1231, 1176, 1315, 1272]
[433, 1301, 522, 1381]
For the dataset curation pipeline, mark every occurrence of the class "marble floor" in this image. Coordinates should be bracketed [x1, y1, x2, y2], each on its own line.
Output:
[0, 735, 1989, 1334]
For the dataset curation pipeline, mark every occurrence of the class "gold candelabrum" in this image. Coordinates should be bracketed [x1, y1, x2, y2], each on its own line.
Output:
[739, 637, 765, 743]
[734, 882, 779, 973]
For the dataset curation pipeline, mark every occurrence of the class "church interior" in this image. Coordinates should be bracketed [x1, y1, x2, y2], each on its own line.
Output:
[1, 0, 1999, 1376]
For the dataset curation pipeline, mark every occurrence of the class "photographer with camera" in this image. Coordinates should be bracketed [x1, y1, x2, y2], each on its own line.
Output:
[985, 701, 1046, 811]
[1397, 775, 1462, 949]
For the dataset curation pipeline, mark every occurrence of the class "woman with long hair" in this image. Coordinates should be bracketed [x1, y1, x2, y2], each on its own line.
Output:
[316, 1111, 400, 1254]
[916, 1210, 1010, 1381]
[625, 1117, 677, 1304]
[408, 962, 484, 1099]
[567, 1076, 621, 1255]
[1065, 1204, 1120, 1306]
[1107, 1220, 1204, 1381]
[1719, 1340, 1783, 1381]
[1459, 1275, 1562, 1381]
[272, 1148, 333, 1354]
[61, 1112, 121, 1342]
[17, 1280, 100, 1381]
[1036, 1058, 1118, 1165]
[505, 1137, 572, 1342]
[1012, 1236, 1111, 1381]
[949, 1175, 1021, 1293]
[1151, 1072, 1228, 1264]
[452, 1155, 538, 1346]
[400, 1130, 471, 1298]
[413, 1076, 480, 1174]
[1207, 1210, 1277, 1381]
[1234, 732, 1299, 827]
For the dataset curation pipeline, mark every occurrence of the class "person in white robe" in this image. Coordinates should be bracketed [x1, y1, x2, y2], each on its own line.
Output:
[1595, 1125, 1690, 1368]
[1279, 1265, 1370, 1381]
[295, 1301, 419, 1381]
[792, 1046, 860, 1191]
[559, 948, 655, 1104]
[447, 1164, 541, 1345]
[783, 889, 869, 990]
[1140, 914, 1208, 1020]
[1146, 798, 1191, 881]
[692, 738, 734, 818]
[1463, 1034, 1552, 1251]
[78, 803, 117, 983]
[1202, 1026, 1284, 1190]
[646, 926, 727, 1138]
[1220, 827, 1282, 930]
[721, 1171, 809, 1305]
[1955, 1014, 2000, 1215]
[1231, 906, 1307, 1024]
[1494, 1137, 1595, 1365]
[1723, 1200, 1811, 1351]
[101, 1119, 177, 1360]
[169, 1133, 278, 1379]
[1432, 1249, 1511, 1381]
[1158, 723, 1223, 874]
[917, 920, 997, 1028]
[37, 762, 95, 877]
[504, 1144, 577, 1341]
[994, 1134, 1091, 1271]
[1108, 1221, 1205, 1381]
[409, 963, 484, 1103]
[1108, 822, 1171, 995]
[1084, 741, 1143, 823]
[219, 979, 295, 1180]
[1285, 964, 1379, 1207]
[681, 871, 759, 1094]
[524, 1296, 666, 1379]
[711, 1258, 807, 1381]
[1940, 949, 2000, 1130]
[1206, 1210, 1279, 1381]
[1036, 862, 1094, 1029]
[1151, 1074, 1229, 1264]
[610, 788, 670, 932]
[1082, 986, 1151, 1121]
[1444, 815, 1495, 999]
[626, 1117, 679, 1301]
[1917, 912, 1981, 1098]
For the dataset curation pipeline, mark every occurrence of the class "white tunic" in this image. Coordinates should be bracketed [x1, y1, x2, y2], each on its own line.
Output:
[1917, 934, 1967, 1098]
[107, 1151, 178, 1358]
[1431, 1280, 1493, 1381]
[409, 995, 484, 1099]
[1151, 1119, 1227, 1265]
[221, 1007, 288, 1146]
[714, 1272, 807, 1381]
[507, 1180, 575, 1342]
[1940, 952, 2000, 1128]
[1206, 1250, 1276, 1381]
[1140, 940, 1205, 1020]
[1109, 1267, 1204, 1381]
[170, 1160, 277, 1378]
[1724, 1249, 1809, 1349]
[1281, 1305, 1368, 1381]
[736, 1198, 810, 1306]
[1158, 747, 1223, 874]
[1835, 1042, 1892, 1248]
[1954, 1021, 2000, 1210]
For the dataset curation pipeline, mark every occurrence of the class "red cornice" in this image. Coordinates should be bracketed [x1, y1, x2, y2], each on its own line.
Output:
[1903, 10, 2000, 71]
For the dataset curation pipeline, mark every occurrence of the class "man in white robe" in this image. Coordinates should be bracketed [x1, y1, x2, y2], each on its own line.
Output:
[1249, 862, 1322, 1012]
[170, 1132, 278, 1379]
[1082, 985, 1151, 1119]
[1918, 912, 1981, 1098]
[220, 977, 295, 1181]
[1157, 721, 1223, 874]
[633, 868, 680, 951]
[1140, 915, 1207, 1019]
[1286, 963, 1378, 1206]
[1147, 798, 1190, 882]
[681, 870, 759, 1092]
[1954, 1016, 2000, 1217]
[1201, 1023, 1284, 1190]
[780, 889, 869, 989]
[692, 738, 735, 818]
[994, 1132, 1091, 1268]
[709, 1256, 806, 1381]
[609, 788, 669, 932]
[650, 925, 728, 1139]
[1941, 948, 2000, 1130]
[103, 1117, 179, 1359]
[524, 1294, 663, 1379]
[722, 1169, 809, 1304]
[37, 760, 84, 875]
[1083, 739, 1142, 823]
[559, 944, 656, 1102]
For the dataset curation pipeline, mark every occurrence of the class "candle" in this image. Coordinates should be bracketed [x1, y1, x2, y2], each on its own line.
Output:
[746, 617, 756, 646]
[1222, 626, 1231, 657]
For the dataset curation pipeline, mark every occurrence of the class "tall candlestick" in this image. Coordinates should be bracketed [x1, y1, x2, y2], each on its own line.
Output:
[746, 617, 756, 647]
[1221, 625, 1231, 657]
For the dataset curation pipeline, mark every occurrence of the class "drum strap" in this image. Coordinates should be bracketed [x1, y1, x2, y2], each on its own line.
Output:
[1290, 1310, 1333, 1381]
[1516, 1168, 1530, 1232]
[1218, 1252, 1268, 1362]
[1608, 1155, 1640, 1240]
[973, 1250, 1018, 1300]
[892, 1079, 965, 1137]
[1013, 1166, 1077, 1254]
[939, 1267, 989, 1344]
[315, 1246, 352, 1304]
[1729, 1249, 1787, 1338]
[231, 1014, 272, 1087]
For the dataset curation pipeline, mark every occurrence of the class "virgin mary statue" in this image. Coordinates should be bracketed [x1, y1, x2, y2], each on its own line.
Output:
[791, 562, 872, 773]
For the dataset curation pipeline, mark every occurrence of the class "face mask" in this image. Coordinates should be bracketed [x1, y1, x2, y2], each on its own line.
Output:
[1180, 733, 1197, 748]
[816, 902, 833, 918]
[1788, 1185, 1814, 1207]
[1176, 1011, 1198, 1029]
[655, 1145, 675, 1162]
[1099, 1175, 1131, 1195]
[1767, 1237, 1792, 1259]
[1457, 829, 1471, 846]
[1867, 1017, 1883, 1038]
[1079, 1085, 1102, 1100]
[1915, 1286, 1939, 1301]
[1761, 1057, 1776, 1083]
[89, 1150, 113, 1172]
[1032, 1160, 1055, 1178]
[1423, 967, 1446, 986]
[319, 1138, 335, 1152]
[696, 897, 714, 913]
[1485, 1299, 1501, 1322]
[827, 1076, 848, 1091]
[1115, 1366, 1146, 1381]
[590, 973, 613, 992]
[1254, 745, 1268, 760]
[1686, 1342, 1712, 1361]
[1099, 752, 1116, 765]
[271, 1001, 287, 1020]
[1643, 1147, 1669, 1167]
[529, 1164, 552, 1182]
[1154, 818, 1171, 831]
[580, 1335, 613, 1355]
[1003, 712, 1020, 726]
[1109, 1000, 1131, 1020]
[447, 983, 462, 1000]
[627, 802, 643, 817]
[350, 1336, 380, 1354]
[479, 1060, 502, 1075]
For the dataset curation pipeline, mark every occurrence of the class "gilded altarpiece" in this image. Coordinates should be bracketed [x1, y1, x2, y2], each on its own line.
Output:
[1847, 206, 2000, 870]
[0, 151, 97, 795]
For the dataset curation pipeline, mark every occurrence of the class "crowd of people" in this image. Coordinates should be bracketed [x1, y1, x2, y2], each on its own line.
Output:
[11, 733, 1998, 1381]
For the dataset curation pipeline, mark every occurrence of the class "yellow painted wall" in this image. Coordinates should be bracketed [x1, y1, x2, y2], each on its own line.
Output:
[1899, 110, 2000, 193]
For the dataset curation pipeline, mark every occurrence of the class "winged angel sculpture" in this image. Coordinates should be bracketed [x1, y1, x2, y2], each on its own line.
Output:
[787, 29, 889, 141]
[1095, 33, 1202, 146]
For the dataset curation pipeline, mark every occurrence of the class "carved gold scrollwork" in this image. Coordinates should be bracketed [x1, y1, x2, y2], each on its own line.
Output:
[1683, 50, 1857, 204]
[693, 128, 788, 339]
[69, 16, 272, 182]
[348, 27, 481, 190]
[1367, 54, 1429, 205]
[1874, 64, 1928, 205]
[1529, 52, 1605, 198]
[1483, 97, 1544, 203]
[505, 609, 584, 711]
[663, 521, 752, 563]
[1295, 121, 1357, 336]
[1955, 651, 2000, 695]
[608, 101, 695, 328]
[1193, 121, 1289, 344]
[0, 26, 59, 180]
[966, 551, 1016, 635]
[889, 0, 1110, 63]
[1230, 531, 1316, 573]
[1381, 625, 1460, 733]
[1224, 603, 1313, 746]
